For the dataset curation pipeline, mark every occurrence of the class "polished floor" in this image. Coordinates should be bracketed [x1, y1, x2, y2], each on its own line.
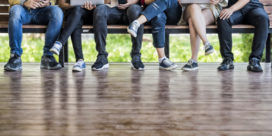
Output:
[0, 63, 272, 136]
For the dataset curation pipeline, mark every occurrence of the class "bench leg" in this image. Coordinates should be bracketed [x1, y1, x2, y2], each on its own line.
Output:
[165, 32, 170, 58]
[59, 43, 69, 67]
[265, 33, 271, 63]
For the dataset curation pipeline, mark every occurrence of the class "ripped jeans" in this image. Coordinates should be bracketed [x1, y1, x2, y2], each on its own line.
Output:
[142, 0, 181, 48]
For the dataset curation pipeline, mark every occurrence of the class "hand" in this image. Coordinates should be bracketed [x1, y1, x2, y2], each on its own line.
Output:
[23, 0, 43, 9]
[178, 0, 182, 6]
[118, 3, 129, 10]
[39, 0, 51, 8]
[219, 8, 234, 20]
[210, 0, 220, 5]
[82, 1, 96, 10]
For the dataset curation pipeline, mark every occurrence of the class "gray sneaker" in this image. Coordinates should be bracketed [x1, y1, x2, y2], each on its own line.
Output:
[50, 41, 62, 55]
[159, 58, 177, 70]
[204, 42, 214, 56]
[127, 20, 140, 38]
[72, 60, 86, 72]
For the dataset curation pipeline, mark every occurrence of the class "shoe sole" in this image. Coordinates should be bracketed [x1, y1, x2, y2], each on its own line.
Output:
[72, 67, 85, 72]
[247, 66, 263, 72]
[159, 64, 178, 71]
[182, 67, 199, 71]
[131, 65, 144, 71]
[40, 65, 62, 70]
[92, 64, 109, 71]
[4, 66, 22, 72]
[205, 49, 215, 56]
[50, 48, 60, 56]
[218, 65, 234, 71]
[127, 27, 137, 38]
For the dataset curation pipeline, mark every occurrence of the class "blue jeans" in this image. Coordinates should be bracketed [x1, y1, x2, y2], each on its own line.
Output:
[142, 0, 181, 48]
[8, 5, 63, 56]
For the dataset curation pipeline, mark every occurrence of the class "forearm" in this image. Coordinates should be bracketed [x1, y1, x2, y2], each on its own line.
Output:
[229, 0, 250, 12]
[127, 0, 139, 5]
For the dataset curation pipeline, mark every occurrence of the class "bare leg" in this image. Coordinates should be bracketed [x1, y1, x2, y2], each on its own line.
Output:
[156, 48, 165, 58]
[137, 15, 148, 25]
[188, 18, 201, 61]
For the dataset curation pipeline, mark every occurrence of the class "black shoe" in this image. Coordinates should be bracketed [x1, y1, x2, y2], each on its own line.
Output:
[92, 55, 109, 71]
[218, 58, 234, 71]
[247, 57, 263, 72]
[182, 59, 198, 71]
[4, 54, 22, 71]
[131, 55, 144, 70]
[40, 55, 62, 70]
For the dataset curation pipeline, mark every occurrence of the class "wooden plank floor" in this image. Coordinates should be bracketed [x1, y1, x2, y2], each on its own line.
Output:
[0, 63, 272, 136]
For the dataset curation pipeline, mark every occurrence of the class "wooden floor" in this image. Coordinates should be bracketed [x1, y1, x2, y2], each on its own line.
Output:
[0, 63, 272, 136]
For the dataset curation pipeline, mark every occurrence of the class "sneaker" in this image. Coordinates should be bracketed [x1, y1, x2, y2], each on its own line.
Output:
[182, 59, 199, 71]
[72, 59, 86, 72]
[159, 57, 178, 70]
[92, 55, 109, 71]
[218, 58, 234, 71]
[247, 57, 263, 72]
[131, 55, 144, 70]
[40, 55, 62, 70]
[204, 42, 214, 56]
[50, 41, 63, 55]
[127, 20, 140, 38]
[4, 54, 22, 71]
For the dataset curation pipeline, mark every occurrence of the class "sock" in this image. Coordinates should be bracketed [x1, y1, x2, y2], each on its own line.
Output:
[159, 56, 167, 63]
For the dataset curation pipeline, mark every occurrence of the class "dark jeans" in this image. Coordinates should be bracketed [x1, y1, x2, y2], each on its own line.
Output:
[142, 0, 181, 48]
[8, 5, 63, 56]
[57, 6, 93, 61]
[217, 6, 269, 61]
[93, 4, 143, 57]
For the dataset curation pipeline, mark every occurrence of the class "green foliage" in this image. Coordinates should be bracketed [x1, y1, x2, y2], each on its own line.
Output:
[0, 33, 256, 63]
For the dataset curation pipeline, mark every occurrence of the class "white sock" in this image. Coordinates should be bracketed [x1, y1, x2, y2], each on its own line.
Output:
[159, 56, 167, 63]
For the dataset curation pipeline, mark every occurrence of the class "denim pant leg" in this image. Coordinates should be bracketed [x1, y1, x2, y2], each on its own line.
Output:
[165, 0, 182, 25]
[8, 5, 32, 56]
[142, 0, 169, 21]
[126, 4, 144, 57]
[71, 18, 85, 61]
[150, 13, 167, 48]
[58, 6, 88, 45]
[33, 6, 63, 56]
[217, 11, 244, 61]
[244, 8, 269, 60]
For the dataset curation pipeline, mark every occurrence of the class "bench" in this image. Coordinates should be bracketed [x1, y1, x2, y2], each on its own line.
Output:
[0, 0, 272, 67]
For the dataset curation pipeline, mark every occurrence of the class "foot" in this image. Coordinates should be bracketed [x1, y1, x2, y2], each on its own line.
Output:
[40, 55, 62, 70]
[218, 58, 234, 71]
[131, 55, 144, 71]
[127, 20, 140, 38]
[50, 41, 63, 55]
[204, 42, 214, 56]
[247, 57, 263, 72]
[72, 59, 86, 72]
[159, 57, 178, 70]
[4, 54, 22, 71]
[92, 55, 109, 71]
[182, 59, 199, 71]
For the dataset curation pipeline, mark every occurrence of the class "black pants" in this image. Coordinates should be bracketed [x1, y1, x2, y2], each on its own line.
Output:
[217, 6, 269, 61]
[93, 4, 143, 57]
[57, 6, 93, 61]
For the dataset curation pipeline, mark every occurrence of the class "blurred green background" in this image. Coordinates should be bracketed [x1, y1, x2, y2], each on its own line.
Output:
[0, 33, 264, 63]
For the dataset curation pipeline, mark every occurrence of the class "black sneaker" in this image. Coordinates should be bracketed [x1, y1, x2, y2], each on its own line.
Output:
[159, 57, 178, 70]
[127, 20, 140, 38]
[92, 55, 109, 71]
[131, 55, 144, 71]
[4, 54, 22, 71]
[204, 42, 215, 56]
[182, 59, 198, 71]
[40, 55, 62, 70]
[218, 58, 234, 71]
[247, 57, 263, 72]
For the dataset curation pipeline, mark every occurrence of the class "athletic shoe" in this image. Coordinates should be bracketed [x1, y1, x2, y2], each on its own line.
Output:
[127, 20, 140, 38]
[182, 59, 199, 71]
[159, 57, 178, 70]
[50, 41, 63, 55]
[4, 54, 22, 71]
[247, 57, 263, 72]
[204, 42, 214, 56]
[218, 58, 234, 71]
[131, 55, 144, 70]
[40, 55, 62, 70]
[92, 55, 109, 71]
[72, 59, 86, 72]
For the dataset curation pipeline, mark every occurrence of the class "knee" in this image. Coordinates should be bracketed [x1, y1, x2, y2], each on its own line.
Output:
[9, 5, 24, 22]
[127, 4, 142, 18]
[71, 6, 83, 16]
[217, 17, 230, 27]
[48, 6, 64, 22]
[255, 14, 269, 27]
[187, 4, 200, 12]
[94, 5, 107, 19]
